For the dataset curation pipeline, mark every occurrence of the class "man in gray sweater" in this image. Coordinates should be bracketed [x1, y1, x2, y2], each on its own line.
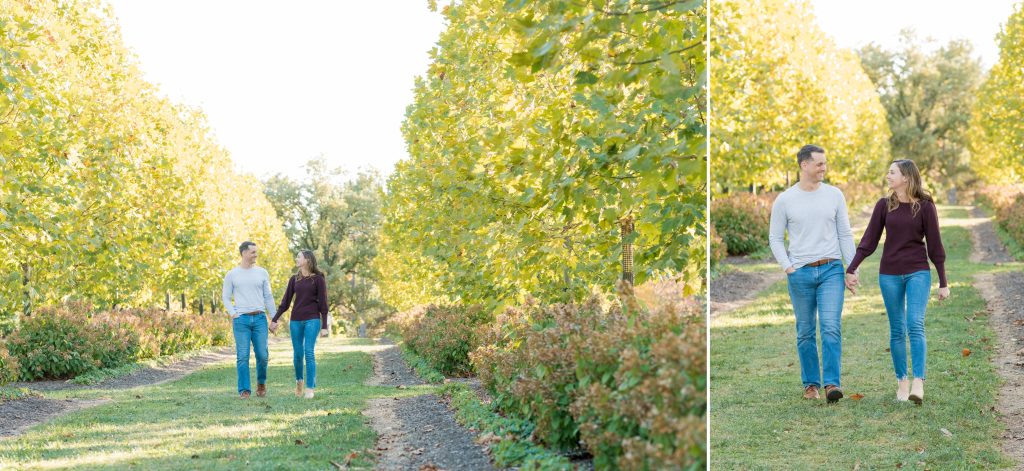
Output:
[222, 241, 277, 399]
[768, 145, 856, 403]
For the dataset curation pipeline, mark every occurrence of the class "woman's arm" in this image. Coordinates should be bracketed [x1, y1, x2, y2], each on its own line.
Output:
[272, 276, 295, 323]
[317, 275, 329, 329]
[924, 202, 948, 288]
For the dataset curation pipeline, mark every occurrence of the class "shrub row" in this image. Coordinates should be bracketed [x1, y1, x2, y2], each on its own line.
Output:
[471, 283, 706, 470]
[391, 304, 493, 377]
[5, 302, 231, 382]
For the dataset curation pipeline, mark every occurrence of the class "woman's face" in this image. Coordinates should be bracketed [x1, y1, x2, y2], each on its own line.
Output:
[886, 163, 907, 191]
[295, 252, 307, 268]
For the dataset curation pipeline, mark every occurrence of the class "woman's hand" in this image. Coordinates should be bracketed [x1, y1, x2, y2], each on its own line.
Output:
[269, 321, 279, 333]
[937, 286, 950, 301]
[320, 328, 329, 338]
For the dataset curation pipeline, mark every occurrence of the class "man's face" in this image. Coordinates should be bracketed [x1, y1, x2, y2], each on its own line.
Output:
[243, 246, 258, 264]
[801, 152, 827, 183]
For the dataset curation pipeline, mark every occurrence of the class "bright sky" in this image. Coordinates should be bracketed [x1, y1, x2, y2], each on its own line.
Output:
[104, 1, 447, 181]
[811, 0, 1020, 69]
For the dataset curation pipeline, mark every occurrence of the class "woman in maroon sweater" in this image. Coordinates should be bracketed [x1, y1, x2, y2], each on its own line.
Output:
[271, 250, 329, 399]
[846, 160, 950, 405]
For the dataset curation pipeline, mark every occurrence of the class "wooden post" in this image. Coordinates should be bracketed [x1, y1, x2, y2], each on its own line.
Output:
[199, 298, 204, 315]
[165, 292, 170, 311]
[180, 293, 186, 312]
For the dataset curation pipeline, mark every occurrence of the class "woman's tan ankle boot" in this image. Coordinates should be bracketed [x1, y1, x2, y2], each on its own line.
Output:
[296, 380, 305, 397]
[909, 378, 924, 404]
[896, 379, 911, 402]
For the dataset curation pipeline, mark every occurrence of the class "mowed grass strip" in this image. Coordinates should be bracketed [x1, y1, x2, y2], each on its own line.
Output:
[0, 336, 433, 470]
[711, 206, 1015, 470]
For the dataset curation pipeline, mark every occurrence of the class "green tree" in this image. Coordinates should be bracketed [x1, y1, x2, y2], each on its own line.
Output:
[382, 0, 706, 311]
[0, 0, 290, 328]
[711, 0, 891, 193]
[263, 160, 389, 327]
[971, 4, 1024, 184]
[858, 31, 983, 201]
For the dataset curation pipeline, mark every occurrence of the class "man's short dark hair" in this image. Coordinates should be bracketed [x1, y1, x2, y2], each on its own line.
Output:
[239, 241, 256, 255]
[797, 144, 825, 165]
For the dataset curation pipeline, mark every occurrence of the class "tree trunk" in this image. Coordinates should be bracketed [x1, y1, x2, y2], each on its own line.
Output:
[21, 263, 30, 318]
[621, 218, 635, 285]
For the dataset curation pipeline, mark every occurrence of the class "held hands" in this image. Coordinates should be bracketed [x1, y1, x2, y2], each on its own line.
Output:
[845, 272, 859, 294]
[937, 286, 951, 301]
[269, 321, 278, 334]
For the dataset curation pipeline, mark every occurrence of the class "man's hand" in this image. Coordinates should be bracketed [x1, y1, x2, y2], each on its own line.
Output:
[269, 321, 279, 333]
[937, 286, 951, 301]
[785, 266, 796, 274]
[320, 328, 329, 338]
[845, 272, 859, 294]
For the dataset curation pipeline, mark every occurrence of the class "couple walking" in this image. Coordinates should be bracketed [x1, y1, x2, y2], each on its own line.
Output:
[221, 241, 330, 399]
[770, 145, 950, 405]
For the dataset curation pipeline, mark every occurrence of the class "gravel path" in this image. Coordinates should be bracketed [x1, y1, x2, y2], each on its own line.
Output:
[0, 398, 110, 439]
[363, 339, 496, 471]
[966, 206, 1024, 468]
[711, 257, 784, 317]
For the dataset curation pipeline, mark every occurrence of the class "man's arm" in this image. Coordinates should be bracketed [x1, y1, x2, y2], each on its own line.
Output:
[222, 271, 237, 318]
[768, 196, 793, 271]
[262, 270, 276, 317]
[835, 191, 856, 265]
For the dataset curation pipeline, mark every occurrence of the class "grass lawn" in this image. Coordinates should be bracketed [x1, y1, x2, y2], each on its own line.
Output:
[711, 206, 1018, 469]
[0, 337, 433, 470]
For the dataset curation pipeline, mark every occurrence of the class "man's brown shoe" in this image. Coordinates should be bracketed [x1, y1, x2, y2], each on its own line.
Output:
[803, 385, 820, 400]
[256, 384, 266, 398]
[825, 385, 844, 404]
[240, 391, 251, 399]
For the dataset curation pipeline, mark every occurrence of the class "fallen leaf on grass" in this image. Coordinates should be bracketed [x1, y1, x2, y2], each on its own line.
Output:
[963, 349, 972, 357]
[295, 439, 305, 445]
[420, 464, 444, 471]
[850, 393, 864, 400]
[941, 428, 953, 437]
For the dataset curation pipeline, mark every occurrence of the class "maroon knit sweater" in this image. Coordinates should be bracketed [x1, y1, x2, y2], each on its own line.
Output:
[846, 198, 947, 287]
[272, 273, 329, 325]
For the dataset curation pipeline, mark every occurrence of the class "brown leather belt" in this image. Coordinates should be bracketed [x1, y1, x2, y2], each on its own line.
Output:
[806, 258, 836, 267]
[241, 311, 264, 316]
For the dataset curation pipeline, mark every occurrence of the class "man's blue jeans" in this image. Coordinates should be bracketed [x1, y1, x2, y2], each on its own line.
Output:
[233, 314, 269, 394]
[879, 270, 931, 380]
[787, 260, 845, 388]
[290, 319, 321, 389]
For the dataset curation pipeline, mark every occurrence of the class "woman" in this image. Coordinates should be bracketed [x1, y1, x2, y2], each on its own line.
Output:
[271, 250, 329, 399]
[845, 159, 950, 404]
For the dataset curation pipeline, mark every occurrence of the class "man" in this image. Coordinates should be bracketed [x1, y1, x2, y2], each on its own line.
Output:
[222, 241, 277, 399]
[768, 145, 856, 403]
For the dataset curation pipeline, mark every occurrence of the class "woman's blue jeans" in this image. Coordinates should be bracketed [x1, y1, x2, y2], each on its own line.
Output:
[290, 319, 321, 388]
[879, 270, 931, 380]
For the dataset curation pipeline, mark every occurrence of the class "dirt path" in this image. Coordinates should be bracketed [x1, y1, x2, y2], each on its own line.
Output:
[711, 256, 785, 317]
[363, 338, 496, 471]
[963, 206, 1024, 468]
